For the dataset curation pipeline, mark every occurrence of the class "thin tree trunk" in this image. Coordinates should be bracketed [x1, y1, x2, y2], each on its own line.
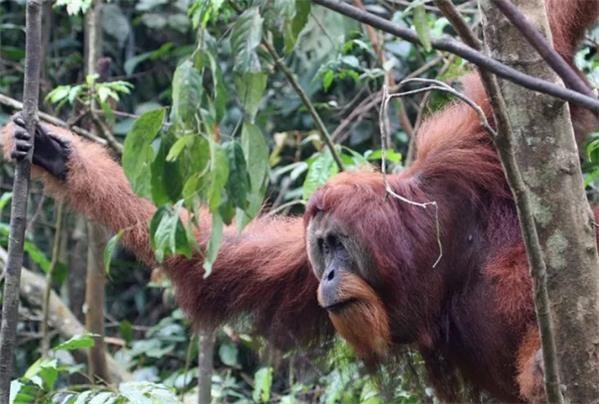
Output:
[480, 1, 599, 402]
[83, 0, 110, 384]
[41, 201, 64, 357]
[85, 221, 110, 382]
[0, 247, 131, 383]
[0, 1, 42, 401]
[197, 329, 215, 404]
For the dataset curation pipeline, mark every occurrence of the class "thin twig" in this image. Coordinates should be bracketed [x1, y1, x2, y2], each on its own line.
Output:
[90, 110, 123, 154]
[312, 0, 599, 112]
[397, 78, 497, 137]
[41, 201, 64, 357]
[331, 55, 443, 143]
[0, 93, 107, 145]
[379, 84, 443, 268]
[262, 41, 344, 171]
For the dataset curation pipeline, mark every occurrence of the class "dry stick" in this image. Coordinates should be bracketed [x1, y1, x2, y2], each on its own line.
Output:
[379, 84, 442, 268]
[492, 0, 595, 98]
[312, 0, 599, 112]
[260, 41, 344, 171]
[331, 55, 443, 143]
[437, 1, 563, 401]
[0, 93, 107, 146]
[352, 0, 415, 141]
[0, 1, 42, 402]
[41, 202, 65, 357]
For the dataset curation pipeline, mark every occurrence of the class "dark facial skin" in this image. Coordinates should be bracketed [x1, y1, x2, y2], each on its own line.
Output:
[307, 214, 365, 310]
[10, 114, 71, 180]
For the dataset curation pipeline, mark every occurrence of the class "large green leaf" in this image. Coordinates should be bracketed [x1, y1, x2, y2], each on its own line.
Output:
[151, 136, 184, 205]
[123, 108, 165, 199]
[149, 202, 192, 262]
[303, 150, 339, 200]
[171, 59, 203, 128]
[285, 0, 311, 53]
[235, 72, 267, 123]
[224, 141, 251, 210]
[207, 141, 229, 212]
[203, 212, 223, 276]
[413, 4, 432, 52]
[229, 7, 264, 73]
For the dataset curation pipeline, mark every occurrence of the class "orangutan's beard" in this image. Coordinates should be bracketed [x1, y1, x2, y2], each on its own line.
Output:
[318, 271, 391, 365]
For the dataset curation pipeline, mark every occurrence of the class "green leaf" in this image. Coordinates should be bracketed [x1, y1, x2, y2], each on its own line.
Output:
[203, 212, 223, 277]
[166, 135, 195, 162]
[303, 150, 339, 200]
[207, 141, 229, 212]
[151, 136, 184, 205]
[103, 229, 124, 275]
[23, 358, 58, 390]
[235, 72, 267, 122]
[224, 141, 251, 210]
[253, 367, 273, 403]
[230, 7, 264, 73]
[171, 59, 204, 129]
[149, 201, 193, 263]
[284, 0, 311, 53]
[218, 341, 239, 367]
[52, 334, 97, 351]
[123, 108, 165, 199]
[365, 149, 402, 163]
[0, 192, 12, 215]
[241, 123, 269, 193]
[413, 4, 432, 52]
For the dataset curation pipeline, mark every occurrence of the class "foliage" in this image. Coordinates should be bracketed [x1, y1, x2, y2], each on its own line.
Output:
[1, 0, 598, 403]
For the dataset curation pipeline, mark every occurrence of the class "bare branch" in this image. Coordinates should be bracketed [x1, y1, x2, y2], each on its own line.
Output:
[312, 0, 599, 112]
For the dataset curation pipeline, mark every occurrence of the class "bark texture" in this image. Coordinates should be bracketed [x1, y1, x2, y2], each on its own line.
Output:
[481, 1, 599, 402]
[0, 1, 42, 402]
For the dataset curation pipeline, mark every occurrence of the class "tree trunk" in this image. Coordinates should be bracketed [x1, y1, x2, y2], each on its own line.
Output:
[480, 1, 599, 402]
[197, 329, 215, 404]
[0, 1, 42, 402]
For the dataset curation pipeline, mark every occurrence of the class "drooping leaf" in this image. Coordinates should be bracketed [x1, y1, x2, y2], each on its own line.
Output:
[166, 135, 195, 162]
[229, 7, 264, 73]
[171, 59, 204, 128]
[207, 141, 229, 212]
[224, 141, 251, 210]
[103, 229, 124, 275]
[285, 0, 311, 53]
[151, 136, 184, 205]
[413, 4, 432, 52]
[235, 72, 267, 123]
[203, 212, 223, 277]
[123, 108, 165, 198]
[149, 202, 193, 263]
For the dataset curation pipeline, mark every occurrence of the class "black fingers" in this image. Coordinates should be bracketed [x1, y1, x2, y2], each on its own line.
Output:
[11, 129, 33, 161]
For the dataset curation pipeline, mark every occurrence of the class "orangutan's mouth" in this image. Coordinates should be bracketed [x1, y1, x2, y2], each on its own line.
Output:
[324, 298, 357, 313]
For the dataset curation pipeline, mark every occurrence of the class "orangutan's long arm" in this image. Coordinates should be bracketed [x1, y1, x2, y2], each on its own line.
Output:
[2, 120, 158, 266]
[2, 120, 332, 346]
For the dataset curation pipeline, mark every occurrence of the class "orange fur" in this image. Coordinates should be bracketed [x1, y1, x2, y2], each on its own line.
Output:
[1, 122, 157, 266]
[318, 271, 391, 363]
[517, 327, 544, 403]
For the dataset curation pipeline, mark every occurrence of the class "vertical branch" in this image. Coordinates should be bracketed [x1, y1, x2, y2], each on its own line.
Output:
[83, 0, 110, 384]
[197, 329, 216, 404]
[41, 201, 65, 357]
[0, 0, 42, 401]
